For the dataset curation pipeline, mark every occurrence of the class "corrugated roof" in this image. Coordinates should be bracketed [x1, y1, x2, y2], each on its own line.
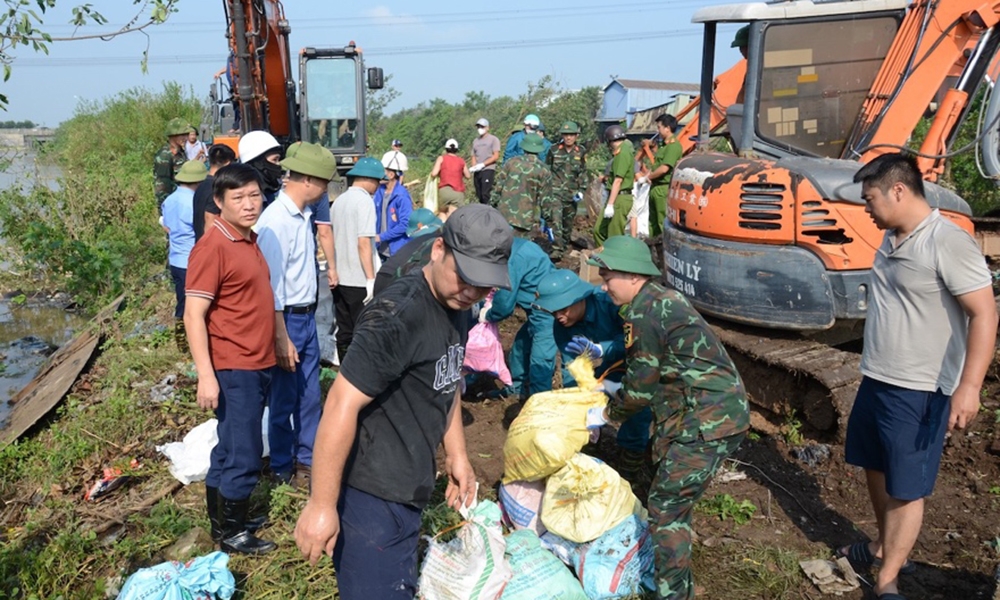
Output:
[612, 79, 700, 93]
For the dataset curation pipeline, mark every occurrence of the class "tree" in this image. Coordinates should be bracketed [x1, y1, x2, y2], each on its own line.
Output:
[0, 0, 179, 109]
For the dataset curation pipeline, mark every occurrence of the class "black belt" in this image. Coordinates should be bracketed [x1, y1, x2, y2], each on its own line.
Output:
[283, 303, 316, 314]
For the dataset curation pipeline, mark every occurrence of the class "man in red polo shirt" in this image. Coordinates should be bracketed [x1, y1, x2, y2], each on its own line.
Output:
[184, 163, 278, 556]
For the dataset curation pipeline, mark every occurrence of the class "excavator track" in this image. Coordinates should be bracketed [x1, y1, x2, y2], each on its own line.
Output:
[706, 318, 861, 441]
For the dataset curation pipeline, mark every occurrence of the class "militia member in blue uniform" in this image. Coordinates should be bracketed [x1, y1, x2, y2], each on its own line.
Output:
[586, 236, 749, 600]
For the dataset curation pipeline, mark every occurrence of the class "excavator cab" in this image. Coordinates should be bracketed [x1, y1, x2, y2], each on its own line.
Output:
[299, 44, 384, 175]
[665, 0, 977, 333]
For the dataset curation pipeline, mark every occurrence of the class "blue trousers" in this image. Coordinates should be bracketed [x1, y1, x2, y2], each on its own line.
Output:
[507, 308, 557, 396]
[169, 265, 186, 318]
[334, 486, 422, 599]
[268, 311, 322, 476]
[206, 369, 270, 499]
[617, 407, 653, 453]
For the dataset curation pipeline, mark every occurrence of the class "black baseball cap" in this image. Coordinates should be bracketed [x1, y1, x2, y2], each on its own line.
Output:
[441, 205, 513, 289]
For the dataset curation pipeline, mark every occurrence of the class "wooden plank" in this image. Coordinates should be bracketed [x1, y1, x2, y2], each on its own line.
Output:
[0, 295, 124, 448]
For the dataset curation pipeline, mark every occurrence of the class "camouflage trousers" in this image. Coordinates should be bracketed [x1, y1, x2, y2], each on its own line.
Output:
[648, 432, 746, 599]
[550, 195, 577, 253]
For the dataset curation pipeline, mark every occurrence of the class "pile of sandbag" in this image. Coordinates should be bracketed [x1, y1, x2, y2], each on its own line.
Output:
[497, 357, 655, 599]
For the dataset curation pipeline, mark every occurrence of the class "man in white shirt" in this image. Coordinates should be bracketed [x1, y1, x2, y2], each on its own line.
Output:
[256, 142, 337, 486]
[841, 153, 997, 600]
[330, 157, 383, 361]
[380, 139, 408, 177]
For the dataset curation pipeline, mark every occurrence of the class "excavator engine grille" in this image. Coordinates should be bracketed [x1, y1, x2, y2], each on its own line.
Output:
[738, 183, 786, 231]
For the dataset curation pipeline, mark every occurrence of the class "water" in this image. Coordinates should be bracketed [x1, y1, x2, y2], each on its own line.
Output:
[0, 150, 82, 424]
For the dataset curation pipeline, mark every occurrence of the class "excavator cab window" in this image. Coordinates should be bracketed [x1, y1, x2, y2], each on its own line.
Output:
[302, 57, 362, 150]
[753, 15, 899, 158]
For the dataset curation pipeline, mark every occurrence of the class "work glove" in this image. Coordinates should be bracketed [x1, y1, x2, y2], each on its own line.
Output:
[364, 278, 375, 304]
[599, 380, 622, 395]
[603, 203, 615, 219]
[564, 335, 603, 359]
[586, 406, 608, 430]
[470, 163, 485, 173]
[573, 191, 584, 203]
[478, 299, 493, 323]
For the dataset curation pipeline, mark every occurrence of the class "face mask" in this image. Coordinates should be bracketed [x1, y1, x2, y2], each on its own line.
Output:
[252, 158, 284, 194]
[477, 127, 486, 136]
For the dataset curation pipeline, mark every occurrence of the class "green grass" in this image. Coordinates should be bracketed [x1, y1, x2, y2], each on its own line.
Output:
[694, 543, 806, 599]
[696, 493, 758, 525]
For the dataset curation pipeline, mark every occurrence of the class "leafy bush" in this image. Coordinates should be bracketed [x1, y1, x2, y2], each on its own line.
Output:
[0, 83, 202, 308]
[697, 493, 757, 525]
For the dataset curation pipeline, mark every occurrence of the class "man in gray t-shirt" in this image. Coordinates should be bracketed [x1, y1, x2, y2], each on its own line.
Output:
[840, 153, 997, 599]
[470, 117, 501, 204]
[330, 157, 382, 361]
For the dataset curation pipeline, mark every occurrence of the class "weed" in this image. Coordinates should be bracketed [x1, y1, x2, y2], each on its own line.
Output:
[781, 410, 805, 446]
[9, 292, 26, 306]
[994, 408, 1000, 425]
[746, 431, 761, 442]
[989, 486, 1000, 496]
[697, 493, 758, 525]
[694, 543, 806, 599]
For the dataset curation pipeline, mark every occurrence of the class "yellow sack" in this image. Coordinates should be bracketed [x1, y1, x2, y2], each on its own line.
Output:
[541, 453, 647, 544]
[423, 175, 439, 213]
[502, 356, 605, 484]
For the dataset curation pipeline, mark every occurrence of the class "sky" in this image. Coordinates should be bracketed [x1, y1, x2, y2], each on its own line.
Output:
[4, 0, 745, 127]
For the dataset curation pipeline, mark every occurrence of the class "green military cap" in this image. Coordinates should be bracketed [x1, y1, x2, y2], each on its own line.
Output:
[175, 159, 208, 183]
[281, 141, 337, 181]
[406, 207, 443, 237]
[165, 117, 192, 137]
[533, 268, 594, 313]
[345, 156, 386, 180]
[732, 25, 749, 48]
[588, 236, 661, 276]
[520, 133, 545, 154]
[559, 121, 581, 135]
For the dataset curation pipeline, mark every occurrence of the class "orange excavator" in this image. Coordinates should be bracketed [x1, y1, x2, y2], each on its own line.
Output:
[209, 0, 384, 174]
[657, 0, 1000, 436]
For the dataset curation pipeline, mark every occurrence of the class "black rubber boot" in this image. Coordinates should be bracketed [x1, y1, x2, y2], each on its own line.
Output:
[219, 495, 277, 555]
[206, 485, 223, 542]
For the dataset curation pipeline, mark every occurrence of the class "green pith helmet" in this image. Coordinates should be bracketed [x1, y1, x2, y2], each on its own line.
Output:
[406, 207, 443, 237]
[732, 25, 749, 48]
[165, 117, 192, 137]
[587, 236, 662, 276]
[559, 121, 581, 135]
[533, 268, 594, 313]
[520, 133, 545, 154]
[280, 141, 337, 181]
[345, 156, 387, 180]
[175, 160, 208, 184]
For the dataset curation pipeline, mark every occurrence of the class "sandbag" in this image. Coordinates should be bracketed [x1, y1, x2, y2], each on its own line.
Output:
[423, 175, 439, 213]
[418, 500, 512, 600]
[464, 322, 512, 386]
[118, 551, 235, 600]
[498, 480, 546, 536]
[539, 531, 585, 567]
[632, 181, 650, 239]
[541, 454, 646, 543]
[500, 529, 588, 600]
[572, 515, 655, 599]
[502, 357, 605, 483]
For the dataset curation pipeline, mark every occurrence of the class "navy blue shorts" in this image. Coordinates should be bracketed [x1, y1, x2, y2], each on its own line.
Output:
[333, 486, 422, 599]
[844, 376, 950, 501]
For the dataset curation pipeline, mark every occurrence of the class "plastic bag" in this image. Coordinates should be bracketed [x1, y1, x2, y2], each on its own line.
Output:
[464, 322, 512, 386]
[418, 500, 512, 600]
[498, 480, 546, 536]
[118, 551, 236, 600]
[572, 515, 655, 599]
[502, 357, 605, 483]
[541, 454, 646, 543]
[423, 175, 439, 213]
[500, 529, 588, 600]
[631, 181, 650, 239]
[538, 531, 585, 567]
[156, 419, 219, 485]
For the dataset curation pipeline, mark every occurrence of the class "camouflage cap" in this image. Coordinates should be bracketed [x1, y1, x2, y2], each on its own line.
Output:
[280, 141, 337, 181]
[587, 236, 661, 276]
[533, 268, 594, 312]
[520, 133, 545, 154]
[559, 121, 581, 135]
[174, 159, 208, 183]
[165, 117, 192, 137]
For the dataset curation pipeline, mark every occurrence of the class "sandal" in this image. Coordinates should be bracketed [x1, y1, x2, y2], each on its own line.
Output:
[836, 541, 917, 575]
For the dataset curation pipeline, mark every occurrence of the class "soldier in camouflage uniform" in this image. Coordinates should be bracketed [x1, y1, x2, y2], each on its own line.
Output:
[155, 117, 193, 206]
[490, 133, 555, 240]
[586, 235, 750, 600]
[546, 121, 588, 260]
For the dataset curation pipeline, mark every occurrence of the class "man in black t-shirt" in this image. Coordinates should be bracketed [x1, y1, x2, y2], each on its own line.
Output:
[294, 205, 513, 598]
[192, 144, 237, 241]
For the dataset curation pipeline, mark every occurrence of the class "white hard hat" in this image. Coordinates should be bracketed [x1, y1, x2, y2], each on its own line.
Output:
[238, 130, 280, 163]
[445, 138, 459, 150]
[523, 114, 541, 127]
